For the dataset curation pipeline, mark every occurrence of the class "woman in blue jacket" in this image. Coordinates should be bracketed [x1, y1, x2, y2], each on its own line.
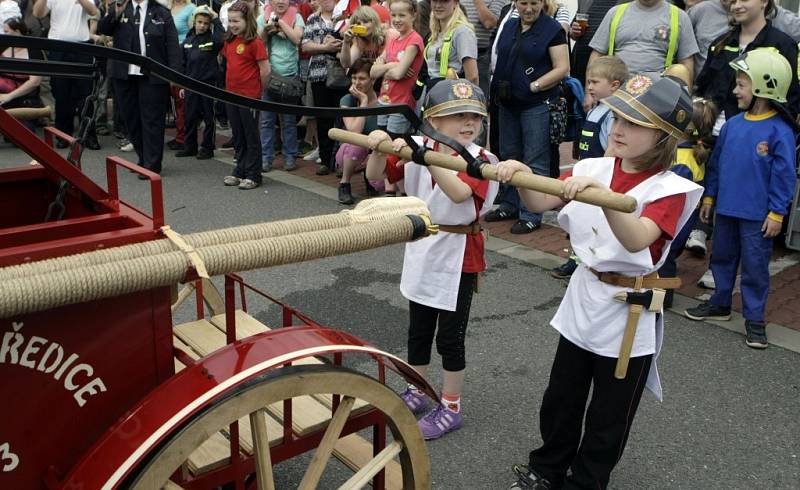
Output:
[485, 0, 569, 234]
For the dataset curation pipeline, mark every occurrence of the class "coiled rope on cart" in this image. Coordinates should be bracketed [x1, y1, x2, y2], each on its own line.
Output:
[0, 198, 433, 319]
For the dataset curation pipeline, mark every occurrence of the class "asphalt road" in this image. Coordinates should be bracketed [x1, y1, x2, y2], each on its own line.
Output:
[2, 137, 799, 489]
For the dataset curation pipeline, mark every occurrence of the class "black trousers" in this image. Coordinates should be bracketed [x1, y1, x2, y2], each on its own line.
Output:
[114, 77, 170, 173]
[49, 48, 94, 137]
[184, 92, 215, 152]
[407, 272, 476, 372]
[530, 335, 653, 489]
[227, 104, 261, 183]
[310, 81, 347, 169]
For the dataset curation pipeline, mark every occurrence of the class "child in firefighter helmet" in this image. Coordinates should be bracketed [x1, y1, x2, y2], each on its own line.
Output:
[685, 47, 797, 350]
[498, 72, 704, 489]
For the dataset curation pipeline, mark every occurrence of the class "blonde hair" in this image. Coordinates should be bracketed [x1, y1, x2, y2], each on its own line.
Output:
[350, 6, 385, 46]
[586, 56, 629, 85]
[429, 1, 473, 45]
[543, 0, 560, 17]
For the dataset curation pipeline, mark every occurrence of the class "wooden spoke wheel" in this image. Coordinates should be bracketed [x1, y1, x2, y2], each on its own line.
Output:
[127, 365, 431, 489]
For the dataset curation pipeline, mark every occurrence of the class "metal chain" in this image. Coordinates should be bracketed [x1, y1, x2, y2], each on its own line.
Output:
[45, 63, 102, 222]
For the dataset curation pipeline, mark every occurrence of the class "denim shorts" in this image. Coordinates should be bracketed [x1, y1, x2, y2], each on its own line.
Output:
[377, 101, 412, 135]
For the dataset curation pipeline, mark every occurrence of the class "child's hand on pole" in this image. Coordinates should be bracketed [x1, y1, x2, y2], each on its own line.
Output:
[561, 176, 603, 201]
[495, 160, 532, 183]
[367, 130, 391, 152]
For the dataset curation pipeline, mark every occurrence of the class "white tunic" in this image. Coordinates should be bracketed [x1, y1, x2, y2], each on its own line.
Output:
[400, 136, 499, 311]
[552, 157, 703, 400]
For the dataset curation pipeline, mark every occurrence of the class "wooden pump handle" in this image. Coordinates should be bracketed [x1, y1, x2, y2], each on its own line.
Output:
[329, 128, 638, 213]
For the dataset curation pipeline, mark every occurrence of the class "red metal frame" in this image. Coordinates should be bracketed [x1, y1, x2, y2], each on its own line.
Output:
[0, 108, 432, 490]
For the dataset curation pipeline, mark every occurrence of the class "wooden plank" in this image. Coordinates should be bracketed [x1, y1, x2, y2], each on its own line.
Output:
[200, 278, 226, 316]
[208, 311, 370, 413]
[334, 435, 403, 490]
[338, 440, 403, 490]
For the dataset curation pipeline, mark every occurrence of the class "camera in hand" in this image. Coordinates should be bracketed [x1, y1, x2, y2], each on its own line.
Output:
[351, 25, 368, 37]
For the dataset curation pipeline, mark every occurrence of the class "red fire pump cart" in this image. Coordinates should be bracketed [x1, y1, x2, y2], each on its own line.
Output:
[0, 108, 435, 489]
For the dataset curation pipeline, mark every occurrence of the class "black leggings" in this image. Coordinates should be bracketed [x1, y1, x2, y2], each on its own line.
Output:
[407, 273, 476, 372]
[529, 335, 652, 489]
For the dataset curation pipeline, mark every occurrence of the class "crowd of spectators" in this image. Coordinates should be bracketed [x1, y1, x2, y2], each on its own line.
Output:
[1, 0, 799, 211]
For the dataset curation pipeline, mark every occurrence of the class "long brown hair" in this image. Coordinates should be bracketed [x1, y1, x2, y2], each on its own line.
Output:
[225, 1, 259, 42]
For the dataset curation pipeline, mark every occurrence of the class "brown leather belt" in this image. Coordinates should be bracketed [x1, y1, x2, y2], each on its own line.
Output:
[438, 222, 482, 235]
[589, 268, 682, 289]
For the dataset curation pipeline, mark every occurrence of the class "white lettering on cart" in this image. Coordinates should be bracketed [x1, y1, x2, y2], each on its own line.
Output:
[0, 322, 107, 407]
[0, 442, 19, 472]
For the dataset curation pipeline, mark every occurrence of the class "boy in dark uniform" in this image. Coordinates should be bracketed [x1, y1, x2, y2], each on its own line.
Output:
[177, 5, 223, 160]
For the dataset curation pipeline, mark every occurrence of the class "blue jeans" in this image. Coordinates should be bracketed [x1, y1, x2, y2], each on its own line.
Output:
[498, 104, 551, 224]
[260, 88, 298, 165]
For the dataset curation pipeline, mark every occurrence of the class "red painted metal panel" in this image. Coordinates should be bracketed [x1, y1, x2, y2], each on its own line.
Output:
[0, 288, 173, 489]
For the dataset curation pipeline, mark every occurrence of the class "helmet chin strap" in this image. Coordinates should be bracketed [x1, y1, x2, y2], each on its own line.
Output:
[746, 96, 758, 113]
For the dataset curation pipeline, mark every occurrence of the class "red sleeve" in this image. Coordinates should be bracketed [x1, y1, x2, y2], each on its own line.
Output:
[384, 155, 405, 184]
[456, 172, 489, 208]
[558, 169, 573, 180]
[252, 38, 268, 61]
[641, 193, 686, 239]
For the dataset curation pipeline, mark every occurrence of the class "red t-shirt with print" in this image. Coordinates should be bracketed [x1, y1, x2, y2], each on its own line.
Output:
[222, 36, 268, 99]
[560, 158, 686, 264]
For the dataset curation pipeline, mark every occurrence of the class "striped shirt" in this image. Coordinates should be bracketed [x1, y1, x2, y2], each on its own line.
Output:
[460, 0, 508, 50]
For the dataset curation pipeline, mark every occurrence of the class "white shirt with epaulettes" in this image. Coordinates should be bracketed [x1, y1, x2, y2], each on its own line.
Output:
[400, 136, 499, 312]
[553, 157, 703, 400]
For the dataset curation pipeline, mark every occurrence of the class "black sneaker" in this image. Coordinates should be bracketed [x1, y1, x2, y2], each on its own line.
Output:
[221, 138, 234, 149]
[684, 301, 731, 321]
[166, 139, 183, 151]
[316, 164, 330, 176]
[510, 220, 540, 235]
[551, 258, 577, 279]
[744, 320, 768, 349]
[197, 149, 213, 160]
[175, 148, 197, 158]
[484, 208, 516, 222]
[509, 464, 552, 490]
[338, 183, 354, 205]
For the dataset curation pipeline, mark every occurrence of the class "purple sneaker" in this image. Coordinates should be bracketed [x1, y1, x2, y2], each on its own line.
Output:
[418, 404, 462, 440]
[400, 387, 429, 415]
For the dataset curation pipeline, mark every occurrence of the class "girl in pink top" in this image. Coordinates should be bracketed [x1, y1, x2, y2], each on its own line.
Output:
[370, 0, 424, 136]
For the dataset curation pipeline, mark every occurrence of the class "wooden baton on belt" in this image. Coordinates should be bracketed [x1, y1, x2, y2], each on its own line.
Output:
[329, 128, 638, 213]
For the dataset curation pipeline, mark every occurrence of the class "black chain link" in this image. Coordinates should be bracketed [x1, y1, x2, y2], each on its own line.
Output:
[45, 64, 102, 222]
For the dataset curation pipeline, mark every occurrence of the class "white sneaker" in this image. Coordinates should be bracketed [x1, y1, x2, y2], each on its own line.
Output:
[303, 147, 319, 161]
[697, 269, 715, 289]
[685, 229, 707, 256]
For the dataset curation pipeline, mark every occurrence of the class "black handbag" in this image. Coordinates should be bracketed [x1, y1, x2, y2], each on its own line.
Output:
[265, 35, 304, 103]
[267, 73, 304, 103]
[325, 56, 350, 90]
